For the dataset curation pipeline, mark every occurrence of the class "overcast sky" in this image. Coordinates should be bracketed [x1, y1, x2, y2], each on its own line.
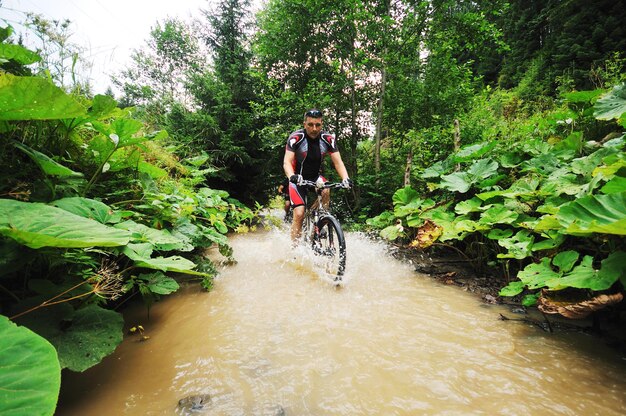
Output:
[1, 0, 216, 94]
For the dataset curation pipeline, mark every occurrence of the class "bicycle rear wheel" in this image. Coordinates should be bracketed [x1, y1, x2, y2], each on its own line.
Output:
[313, 215, 346, 279]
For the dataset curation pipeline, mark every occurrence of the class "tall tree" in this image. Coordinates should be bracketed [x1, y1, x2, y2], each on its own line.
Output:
[113, 18, 201, 111]
[498, 0, 626, 92]
[189, 0, 268, 203]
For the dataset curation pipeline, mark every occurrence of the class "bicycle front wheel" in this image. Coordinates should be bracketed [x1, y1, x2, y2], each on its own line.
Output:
[313, 215, 346, 279]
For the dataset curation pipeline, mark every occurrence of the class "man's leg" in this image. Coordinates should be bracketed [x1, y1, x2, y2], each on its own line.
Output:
[291, 206, 305, 243]
[321, 188, 330, 210]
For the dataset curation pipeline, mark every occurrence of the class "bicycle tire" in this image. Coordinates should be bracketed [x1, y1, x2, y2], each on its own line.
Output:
[313, 214, 346, 279]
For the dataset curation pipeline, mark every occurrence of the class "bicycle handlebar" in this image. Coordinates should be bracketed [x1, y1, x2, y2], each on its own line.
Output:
[298, 179, 349, 190]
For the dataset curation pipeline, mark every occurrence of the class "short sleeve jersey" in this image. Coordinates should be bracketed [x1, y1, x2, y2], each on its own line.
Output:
[285, 129, 338, 181]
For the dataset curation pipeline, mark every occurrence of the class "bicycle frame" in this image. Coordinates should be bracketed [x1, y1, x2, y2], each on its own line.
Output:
[297, 180, 347, 279]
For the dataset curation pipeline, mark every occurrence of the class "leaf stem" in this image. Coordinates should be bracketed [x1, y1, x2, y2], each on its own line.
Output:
[9, 279, 91, 320]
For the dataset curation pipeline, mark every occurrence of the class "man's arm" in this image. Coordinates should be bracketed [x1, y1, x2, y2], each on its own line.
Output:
[283, 149, 296, 178]
[329, 151, 349, 181]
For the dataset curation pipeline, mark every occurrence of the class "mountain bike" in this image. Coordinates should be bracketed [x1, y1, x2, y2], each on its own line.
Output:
[297, 179, 348, 283]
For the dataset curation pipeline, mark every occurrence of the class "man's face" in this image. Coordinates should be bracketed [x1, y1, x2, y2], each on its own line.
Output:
[304, 116, 323, 138]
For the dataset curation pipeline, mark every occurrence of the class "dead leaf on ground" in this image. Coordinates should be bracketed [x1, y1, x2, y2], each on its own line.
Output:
[410, 219, 443, 249]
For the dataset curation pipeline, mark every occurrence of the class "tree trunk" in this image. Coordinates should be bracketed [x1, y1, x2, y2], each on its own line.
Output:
[350, 69, 360, 211]
[454, 118, 461, 171]
[374, 66, 386, 175]
[404, 148, 413, 187]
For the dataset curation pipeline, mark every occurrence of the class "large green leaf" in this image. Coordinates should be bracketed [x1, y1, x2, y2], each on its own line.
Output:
[0, 74, 86, 120]
[394, 197, 434, 219]
[594, 153, 626, 177]
[521, 153, 563, 175]
[122, 243, 206, 276]
[0, 43, 41, 65]
[56, 306, 123, 372]
[468, 159, 499, 179]
[380, 224, 404, 241]
[495, 229, 535, 259]
[137, 160, 168, 179]
[454, 197, 484, 215]
[21, 305, 124, 372]
[91, 118, 147, 148]
[552, 250, 579, 274]
[115, 220, 191, 251]
[441, 159, 499, 193]
[0, 199, 131, 248]
[548, 253, 626, 291]
[531, 233, 565, 251]
[51, 197, 122, 224]
[556, 192, 626, 235]
[392, 186, 421, 206]
[0, 315, 60, 416]
[420, 159, 455, 179]
[13, 141, 83, 178]
[89, 94, 119, 119]
[541, 171, 586, 196]
[479, 205, 518, 225]
[562, 89, 604, 104]
[478, 176, 542, 201]
[138, 272, 180, 295]
[453, 141, 497, 162]
[601, 176, 626, 194]
[594, 83, 626, 121]
[440, 172, 472, 193]
[517, 258, 560, 289]
[499, 280, 525, 297]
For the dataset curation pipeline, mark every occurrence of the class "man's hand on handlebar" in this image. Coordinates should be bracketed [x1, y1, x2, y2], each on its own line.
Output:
[289, 174, 303, 185]
[341, 178, 353, 189]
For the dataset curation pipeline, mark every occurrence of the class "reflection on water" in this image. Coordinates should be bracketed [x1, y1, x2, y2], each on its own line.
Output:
[57, 227, 626, 415]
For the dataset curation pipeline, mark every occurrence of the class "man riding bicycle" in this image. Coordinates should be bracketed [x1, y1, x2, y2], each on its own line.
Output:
[283, 109, 352, 243]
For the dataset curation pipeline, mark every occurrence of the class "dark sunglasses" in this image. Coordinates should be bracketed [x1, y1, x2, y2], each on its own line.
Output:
[305, 109, 323, 118]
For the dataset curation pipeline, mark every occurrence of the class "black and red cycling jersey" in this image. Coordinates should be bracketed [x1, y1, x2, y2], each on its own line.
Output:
[285, 129, 338, 181]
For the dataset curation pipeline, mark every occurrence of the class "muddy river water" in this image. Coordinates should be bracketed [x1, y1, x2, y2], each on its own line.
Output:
[57, 228, 626, 415]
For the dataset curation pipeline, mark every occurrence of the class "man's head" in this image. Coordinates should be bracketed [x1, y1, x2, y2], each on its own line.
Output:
[303, 109, 323, 138]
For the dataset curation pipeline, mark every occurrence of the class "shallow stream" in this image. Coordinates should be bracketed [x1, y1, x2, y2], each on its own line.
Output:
[57, 227, 626, 415]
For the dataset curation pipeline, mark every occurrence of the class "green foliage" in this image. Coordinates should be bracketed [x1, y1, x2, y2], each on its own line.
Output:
[497, 0, 626, 92]
[0, 25, 256, 403]
[124, 271, 180, 309]
[122, 243, 205, 276]
[500, 251, 626, 299]
[113, 17, 201, 107]
[368, 83, 626, 308]
[0, 315, 60, 416]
